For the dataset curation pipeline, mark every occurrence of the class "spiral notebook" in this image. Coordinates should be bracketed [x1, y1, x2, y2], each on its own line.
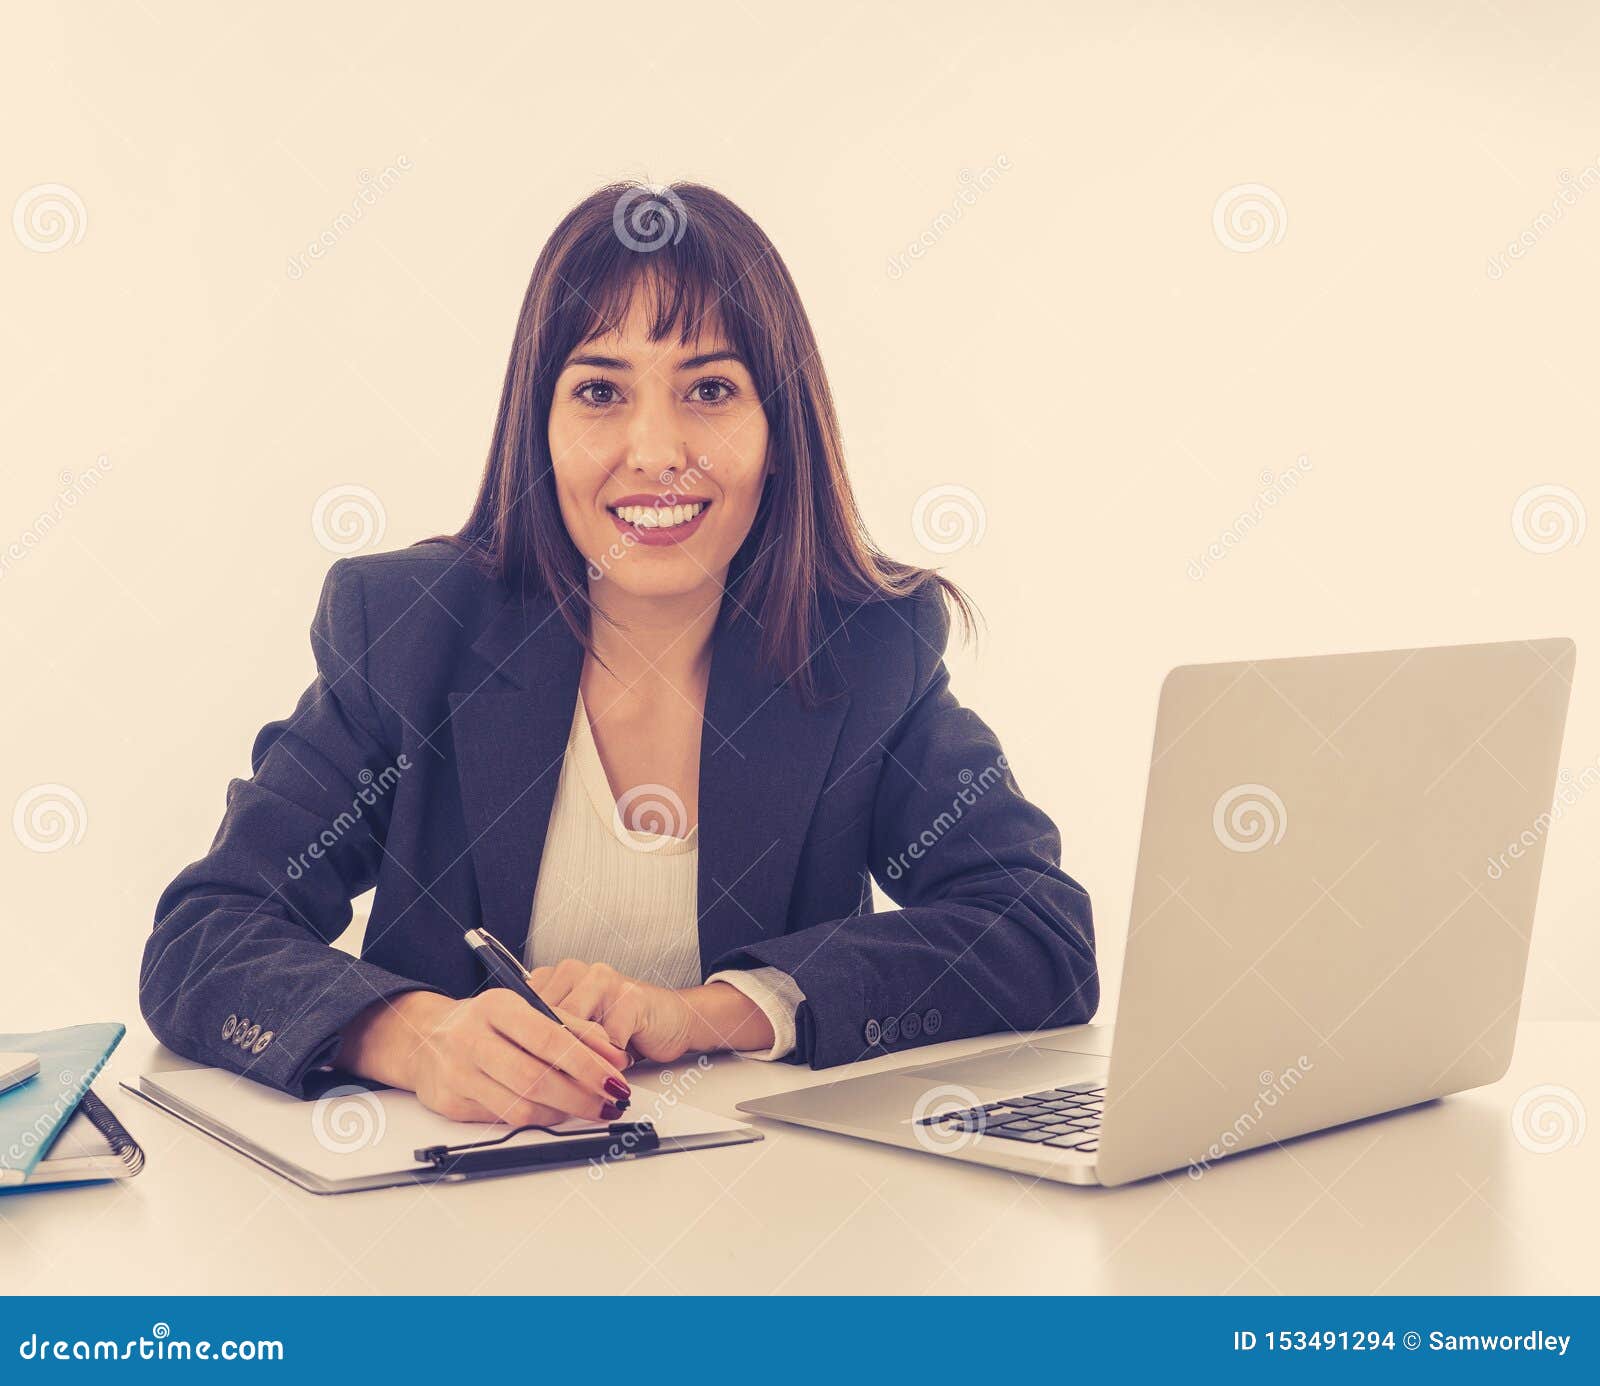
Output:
[14, 1089, 145, 1189]
[0, 1021, 127, 1186]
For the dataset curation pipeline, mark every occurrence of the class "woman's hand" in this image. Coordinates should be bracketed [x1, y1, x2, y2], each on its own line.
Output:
[340, 989, 633, 1127]
[528, 959, 775, 1062]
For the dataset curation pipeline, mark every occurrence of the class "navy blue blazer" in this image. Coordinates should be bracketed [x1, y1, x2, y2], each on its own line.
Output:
[140, 542, 1098, 1097]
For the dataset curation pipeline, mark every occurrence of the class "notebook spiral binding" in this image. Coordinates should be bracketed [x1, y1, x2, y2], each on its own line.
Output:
[77, 1089, 145, 1177]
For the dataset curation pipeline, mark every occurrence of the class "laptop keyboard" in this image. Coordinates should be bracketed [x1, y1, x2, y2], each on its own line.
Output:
[915, 1081, 1103, 1153]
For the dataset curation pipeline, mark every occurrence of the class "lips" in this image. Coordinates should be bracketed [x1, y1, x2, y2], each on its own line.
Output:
[604, 494, 712, 546]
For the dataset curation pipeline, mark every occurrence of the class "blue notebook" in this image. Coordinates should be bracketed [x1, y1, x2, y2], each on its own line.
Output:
[0, 1022, 125, 1186]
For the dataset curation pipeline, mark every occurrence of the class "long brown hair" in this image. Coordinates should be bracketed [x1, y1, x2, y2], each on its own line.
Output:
[448, 180, 974, 704]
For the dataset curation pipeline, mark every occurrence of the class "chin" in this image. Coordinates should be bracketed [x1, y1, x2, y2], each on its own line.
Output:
[599, 558, 717, 601]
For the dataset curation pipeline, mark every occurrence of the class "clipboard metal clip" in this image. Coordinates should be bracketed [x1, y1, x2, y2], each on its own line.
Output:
[414, 1121, 660, 1177]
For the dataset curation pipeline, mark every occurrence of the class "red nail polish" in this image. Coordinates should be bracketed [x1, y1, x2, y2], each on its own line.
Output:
[601, 1101, 624, 1121]
[604, 1077, 631, 1101]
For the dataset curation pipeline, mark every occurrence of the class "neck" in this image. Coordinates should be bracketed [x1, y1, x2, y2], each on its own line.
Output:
[584, 578, 724, 696]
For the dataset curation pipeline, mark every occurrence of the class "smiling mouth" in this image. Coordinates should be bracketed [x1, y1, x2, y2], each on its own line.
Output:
[603, 495, 713, 547]
[606, 500, 710, 531]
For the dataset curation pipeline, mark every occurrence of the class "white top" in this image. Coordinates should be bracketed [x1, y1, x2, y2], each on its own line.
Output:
[524, 690, 803, 1060]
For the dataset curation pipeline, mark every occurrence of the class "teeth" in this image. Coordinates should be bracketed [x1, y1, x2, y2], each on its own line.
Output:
[612, 502, 705, 529]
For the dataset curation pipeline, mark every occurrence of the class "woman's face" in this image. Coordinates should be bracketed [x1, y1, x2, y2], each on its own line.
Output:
[548, 291, 771, 603]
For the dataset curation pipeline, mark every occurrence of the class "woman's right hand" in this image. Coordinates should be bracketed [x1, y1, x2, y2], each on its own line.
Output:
[341, 989, 633, 1126]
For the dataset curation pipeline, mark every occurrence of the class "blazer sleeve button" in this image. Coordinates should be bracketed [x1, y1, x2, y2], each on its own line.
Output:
[923, 1008, 942, 1036]
[882, 1016, 900, 1044]
[243, 1024, 261, 1047]
[234, 1017, 250, 1044]
[252, 1030, 273, 1055]
[222, 1014, 238, 1041]
[902, 1011, 922, 1041]
[863, 1018, 882, 1045]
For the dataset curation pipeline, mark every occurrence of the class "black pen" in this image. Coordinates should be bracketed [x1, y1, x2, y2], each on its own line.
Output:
[463, 927, 630, 1111]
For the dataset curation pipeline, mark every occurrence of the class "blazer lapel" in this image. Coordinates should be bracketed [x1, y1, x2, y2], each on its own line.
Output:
[449, 593, 582, 962]
[696, 605, 851, 975]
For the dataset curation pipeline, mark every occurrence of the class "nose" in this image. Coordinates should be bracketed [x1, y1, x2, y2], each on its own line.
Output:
[625, 387, 685, 479]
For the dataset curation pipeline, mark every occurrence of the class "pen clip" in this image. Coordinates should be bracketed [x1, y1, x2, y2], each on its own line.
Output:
[464, 927, 525, 976]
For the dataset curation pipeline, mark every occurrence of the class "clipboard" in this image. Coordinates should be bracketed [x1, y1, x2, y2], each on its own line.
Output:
[123, 1065, 761, 1194]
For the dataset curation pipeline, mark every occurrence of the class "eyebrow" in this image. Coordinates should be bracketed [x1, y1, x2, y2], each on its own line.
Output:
[563, 349, 745, 372]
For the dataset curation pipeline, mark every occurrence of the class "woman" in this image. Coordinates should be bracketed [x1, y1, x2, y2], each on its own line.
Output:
[139, 182, 1098, 1130]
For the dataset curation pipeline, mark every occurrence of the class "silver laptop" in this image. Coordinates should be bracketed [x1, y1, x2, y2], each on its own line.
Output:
[739, 639, 1575, 1186]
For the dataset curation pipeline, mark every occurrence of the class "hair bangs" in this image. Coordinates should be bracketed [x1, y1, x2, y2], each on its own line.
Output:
[559, 233, 742, 367]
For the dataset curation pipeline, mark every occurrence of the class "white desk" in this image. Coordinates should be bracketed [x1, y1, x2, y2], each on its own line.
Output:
[2, 1019, 1594, 1295]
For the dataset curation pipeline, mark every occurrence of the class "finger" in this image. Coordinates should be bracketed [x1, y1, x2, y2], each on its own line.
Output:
[467, 1068, 571, 1128]
[549, 1008, 631, 1075]
[480, 986, 628, 1071]
[556, 1010, 632, 1070]
[484, 992, 630, 1102]
[529, 957, 587, 1008]
[474, 1032, 616, 1122]
[549, 957, 588, 1002]
[554, 963, 638, 1054]
[575, 990, 640, 1056]
[527, 964, 568, 1005]
[559, 968, 617, 1025]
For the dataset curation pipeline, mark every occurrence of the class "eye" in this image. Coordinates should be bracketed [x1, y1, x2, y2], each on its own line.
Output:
[573, 378, 621, 409]
[690, 377, 737, 406]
